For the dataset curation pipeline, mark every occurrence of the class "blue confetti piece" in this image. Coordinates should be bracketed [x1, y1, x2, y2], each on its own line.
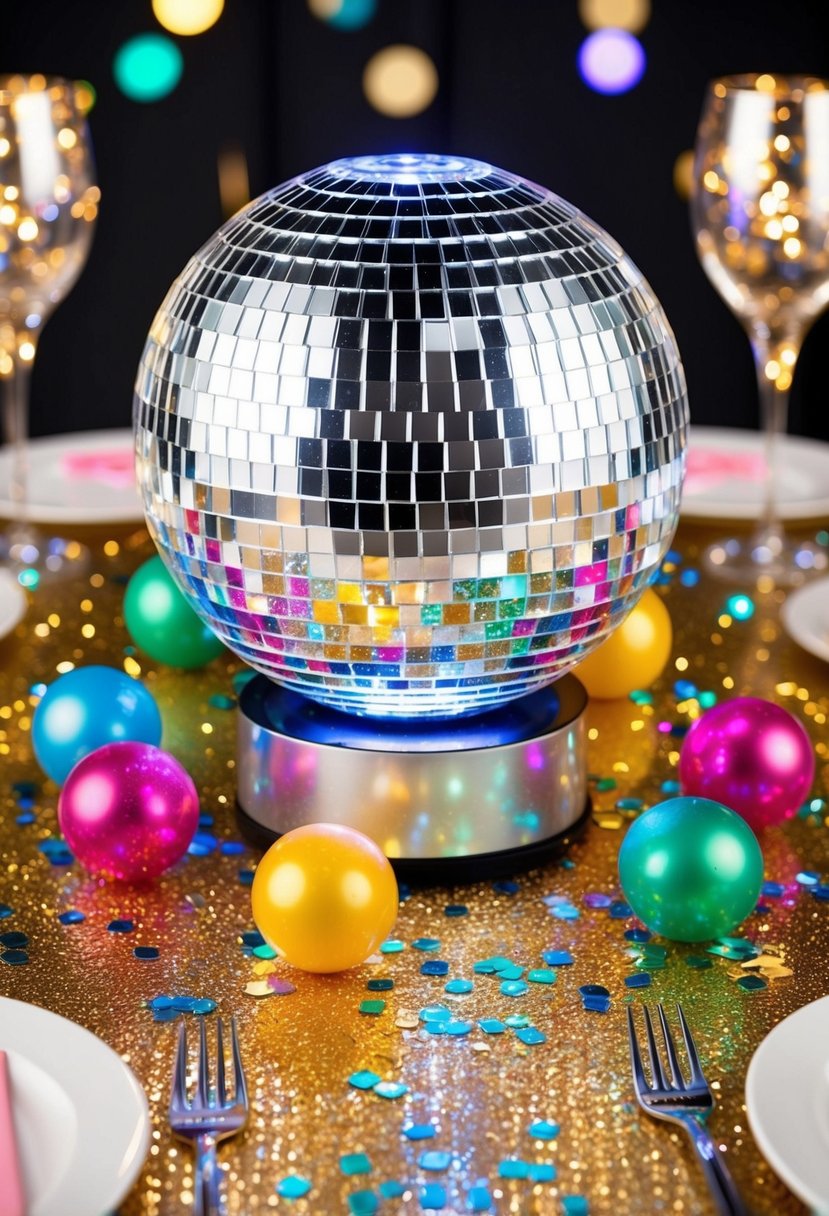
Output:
[380, 939, 404, 953]
[542, 949, 574, 966]
[348, 1192, 378, 1215]
[379, 1181, 406, 1199]
[444, 1021, 472, 1037]
[624, 928, 651, 943]
[529, 1120, 560, 1140]
[504, 1015, 531, 1029]
[660, 780, 681, 795]
[0, 931, 28, 949]
[108, 918, 134, 933]
[412, 937, 441, 952]
[238, 869, 254, 886]
[198, 813, 214, 828]
[528, 1163, 556, 1182]
[420, 1183, 446, 1210]
[421, 960, 449, 977]
[625, 973, 652, 989]
[0, 950, 28, 966]
[549, 903, 580, 921]
[373, 1081, 409, 1100]
[220, 840, 246, 856]
[0, 905, 13, 920]
[500, 980, 528, 997]
[679, 569, 699, 587]
[153, 1008, 178, 1022]
[420, 1004, 451, 1023]
[241, 929, 265, 948]
[797, 871, 820, 886]
[29, 682, 48, 698]
[348, 1070, 381, 1090]
[38, 839, 74, 866]
[609, 901, 632, 919]
[192, 999, 217, 1015]
[527, 969, 556, 985]
[444, 978, 473, 995]
[58, 909, 85, 925]
[468, 1185, 493, 1212]
[134, 946, 159, 961]
[674, 679, 697, 699]
[582, 994, 612, 1013]
[340, 1152, 372, 1176]
[425, 1021, 447, 1036]
[419, 1151, 452, 1171]
[761, 881, 785, 898]
[149, 996, 174, 1010]
[276, 1176, 311, 1199]
[583, 892, 613, 909]
[493, 879, 520, 894]
[404, 1123, 436, 1141]
[579, 984, 609, 997]
[367, 978, 394, 992]
[15, 812, 35, 826]
[11, 780, 37, 797]
[444, 904, 468, 917]
[811, 885, 829, 902]
[478, 1018, 507, 1035]
[515, 1027, 546, 1046]
[188, 833, 217, 857]
[498, 1159, 530, 1179]
[563, 1198, 589, 1215]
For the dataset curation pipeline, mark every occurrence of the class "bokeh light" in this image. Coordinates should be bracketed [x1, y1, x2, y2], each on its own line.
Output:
[308, 0, 377, 30]
[578, 28, 646, 94]
[363, 45, 439, 118]
[673, 148, 694, 200]
[113, 33, 183, 103]
[74, 80, 97, 115]
[152, 0, 224, 36]
[578, 0, 651, 33]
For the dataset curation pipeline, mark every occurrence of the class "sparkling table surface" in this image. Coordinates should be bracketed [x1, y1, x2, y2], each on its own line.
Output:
[0, 518, 827, 1216]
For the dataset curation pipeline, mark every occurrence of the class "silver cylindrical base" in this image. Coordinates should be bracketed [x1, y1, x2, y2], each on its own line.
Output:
[236, 676, 589, 872]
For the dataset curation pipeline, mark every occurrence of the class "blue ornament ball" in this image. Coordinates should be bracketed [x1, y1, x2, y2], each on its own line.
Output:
[618, 796, 764, 942]
[32, 665, 163, 785]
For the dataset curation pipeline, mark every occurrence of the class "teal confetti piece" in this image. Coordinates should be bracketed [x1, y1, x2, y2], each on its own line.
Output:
[528, 1163, 556, 1182]
[348, 1192, 378, 1215]
[515, 1027, 546, 1045]
[500, 980, 528, 997]
[348, 1070, 381, 1090]
[380, 1181, 406, 1199]
[208, 693, 236, 710]
[498, 1159, 530, 1179]
[686, 956, 713, 970]
[495, 963, 524, 981]
[419, 1151, 452, 1171]
[444, 1021, 472, 1036]
[412, 937, 441, 952]
[444, 978, 473, 995]
[527, 968, 556, 985]
[468, 1185, 492, 1212]
[373, 1080, 409, 1100]
[252, 943, 277, 959]
[367, 978, 394, 991]
[381, 939, 404, 953]
[542, 949, 573, 966]
[420, 1183, 446, 1210]
[737, 974, 768, 992]
[478, 1018, 507, 1034]
[359, 1000, 386, 1015]
[563, 1198, 589, 1215]
[276, 1176, 311, 1199]
[420, 1004, 451, 1023]
[340, 1153, 372, 1176]
[404, 1123, 436, 1141]
[529, 1120, 560, 1140]
[504, 1015, 531, 1029]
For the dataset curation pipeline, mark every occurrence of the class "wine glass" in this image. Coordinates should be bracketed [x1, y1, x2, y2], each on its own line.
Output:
[0, 73, 99, 588]
[691, 73, 829, 585]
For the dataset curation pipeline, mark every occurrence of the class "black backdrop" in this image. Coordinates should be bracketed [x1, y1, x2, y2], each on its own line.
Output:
[7, 0, 829, 439]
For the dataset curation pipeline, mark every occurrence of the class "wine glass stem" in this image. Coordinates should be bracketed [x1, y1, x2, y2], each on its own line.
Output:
[750, 335, 794, 555]
[1, 343, 33, 544]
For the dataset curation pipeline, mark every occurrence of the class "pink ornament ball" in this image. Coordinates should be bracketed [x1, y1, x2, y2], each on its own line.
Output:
[58, 742, 199, 882]
[679, 696, 814, 831]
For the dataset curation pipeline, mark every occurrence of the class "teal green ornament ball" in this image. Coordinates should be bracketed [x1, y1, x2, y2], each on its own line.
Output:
[124, 556, 225, 669]
[618, 796, 764, 942]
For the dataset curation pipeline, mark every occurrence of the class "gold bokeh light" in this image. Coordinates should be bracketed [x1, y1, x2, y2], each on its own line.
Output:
[578, 0, 651, 33]
[363, 44, 438, 118]
[152, 0, 224, 36]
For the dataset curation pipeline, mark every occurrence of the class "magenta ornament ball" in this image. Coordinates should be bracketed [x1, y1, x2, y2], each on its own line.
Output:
[58, 742, 199, 882]
[679, 697, 815, 830]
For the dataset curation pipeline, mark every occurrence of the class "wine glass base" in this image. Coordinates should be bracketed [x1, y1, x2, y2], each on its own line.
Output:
[704, 534, 829, 588]
[0, 531, 90, 587]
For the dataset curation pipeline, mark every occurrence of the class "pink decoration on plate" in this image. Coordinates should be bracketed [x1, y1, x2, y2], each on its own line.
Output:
[58, 742, 199, 882]
[0, 1052, 25, 1216]
[684, 448, 766, 496]
[679, 696, 815, 830]
[62, 447, 135, 490]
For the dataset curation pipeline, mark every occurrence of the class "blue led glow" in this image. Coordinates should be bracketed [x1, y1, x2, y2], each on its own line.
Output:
[578, 29, 646, 95]
[328, 152, 492, 184]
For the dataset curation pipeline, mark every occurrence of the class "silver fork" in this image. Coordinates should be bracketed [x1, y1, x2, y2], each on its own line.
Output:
[627, 1003, 750, 1216]
[168, 1017, 249, 1216]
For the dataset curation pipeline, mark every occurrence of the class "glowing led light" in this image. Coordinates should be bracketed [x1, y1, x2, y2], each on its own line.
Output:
[578, 0, 651, 32]
[113, 33, 183, 103]
[152, 0, 224, 35]
[309, 0, 377, 29]
[725, 594, 754, 621]
[17, 217, 38, 241]
[57, 128, 77, 150]
[363, 44, 439, 117]
[578, 28, 646, 94]
[673, 149, 693, 200]
[74, 81, 96, 115]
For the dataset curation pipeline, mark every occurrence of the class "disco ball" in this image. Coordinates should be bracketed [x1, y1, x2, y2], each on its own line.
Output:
[134, 153, 687, 718]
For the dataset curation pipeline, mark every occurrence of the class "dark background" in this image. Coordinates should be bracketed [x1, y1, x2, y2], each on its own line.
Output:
[7, 0, 829, 439]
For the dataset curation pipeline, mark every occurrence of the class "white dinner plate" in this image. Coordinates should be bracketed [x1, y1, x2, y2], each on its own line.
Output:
[683, 426, 829, 521]
[781, 577, 829, 665]
[0, 570, 27, 641]
[746, 994, 829, 1214]
[0, 996, 150, 1216]
[0, 429, 141, 524]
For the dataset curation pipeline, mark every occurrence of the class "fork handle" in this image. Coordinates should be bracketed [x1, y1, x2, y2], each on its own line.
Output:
[682, 1116, 751, 1216]
[194, 1134, 222, 1216]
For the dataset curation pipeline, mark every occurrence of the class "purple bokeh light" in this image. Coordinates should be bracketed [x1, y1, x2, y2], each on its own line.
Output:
[578, 29, 646, 95]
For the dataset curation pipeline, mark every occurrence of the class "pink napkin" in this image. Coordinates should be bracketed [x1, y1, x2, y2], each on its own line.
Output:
[0, 1051, 25, 1216]
[60, 447, 135, 490]
[684, 447, 767, 496]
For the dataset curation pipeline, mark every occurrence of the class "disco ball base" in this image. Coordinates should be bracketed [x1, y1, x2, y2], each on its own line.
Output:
[235, 673, 589, 877]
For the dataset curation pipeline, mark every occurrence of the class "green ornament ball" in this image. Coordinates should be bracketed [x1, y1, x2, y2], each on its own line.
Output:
[124, 555, 225, 669]
[618, 796, 763, 942]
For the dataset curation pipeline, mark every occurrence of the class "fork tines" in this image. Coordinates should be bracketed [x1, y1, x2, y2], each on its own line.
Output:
[627, 1002, 705, 1093]
[170, 1016, 248, 1114]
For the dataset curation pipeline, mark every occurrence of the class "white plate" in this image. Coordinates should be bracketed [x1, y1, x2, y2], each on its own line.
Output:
[0, 429, 141, 524]
[781, 577, 829, 665]
[0, 996, 150, 1216]
[746, 994, 829, 1215]
[683, 426, 829, 521]
[0, 570, 27, 640]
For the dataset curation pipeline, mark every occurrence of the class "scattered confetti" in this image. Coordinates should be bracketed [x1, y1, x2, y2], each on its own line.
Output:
[444, 904, 468, 917]
[360, 1000, 386, 1016]
[515, 1026, 546, 1045]
[737, 974, 768, 992]
[133, 946, 159, 961]
[529, 1120, 560, 1140]
[420, 1183, 446, 1210]
[500, 980, 528, 997]
[373, 1080, 409, 1100]
[58, 909, 85, 925]
[380, 939, 405, 954]
[444, 978, 473, 995]
[625, 973, 652, 989]
[0, 931, 28, 949]
[563, 1198, 589, 1215]
[468, 1185, 493, 1212]
[421, 960, 449, 977]
[419, 1151, 452, 1171]
[412, 937, 441, 952]
[107, 919, 134, 933]
[498, 1160, 530, 1179]
[276, 1175, 312, 1199]
[0, 905, 12, 919]
[348, 1192, 378, 1215]
[0, 950, 28, 966]
[349, 1070, 381, 1091]
[542, 949, 573, 966]
[478, 1018, 507, 1034]
[340, 1152, 372, 1176]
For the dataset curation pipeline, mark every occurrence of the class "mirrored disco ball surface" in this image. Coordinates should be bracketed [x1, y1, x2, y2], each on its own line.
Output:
[134, 153, 688, 718]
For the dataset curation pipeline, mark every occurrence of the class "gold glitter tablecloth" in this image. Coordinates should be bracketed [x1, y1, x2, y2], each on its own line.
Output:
[1, 518, 828, 1216]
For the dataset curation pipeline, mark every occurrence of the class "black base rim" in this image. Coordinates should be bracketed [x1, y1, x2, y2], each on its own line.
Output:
[235, 797, 592, 885]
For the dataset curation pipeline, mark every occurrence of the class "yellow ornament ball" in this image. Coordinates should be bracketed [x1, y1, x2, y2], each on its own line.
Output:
[574, 587, 672, 700]
[251, 823, 399, 973]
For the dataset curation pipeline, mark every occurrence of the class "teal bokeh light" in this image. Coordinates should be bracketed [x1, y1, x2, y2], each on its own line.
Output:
[114, 33, 183, 103]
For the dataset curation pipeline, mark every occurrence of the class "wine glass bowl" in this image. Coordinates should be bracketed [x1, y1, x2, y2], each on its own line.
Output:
[691, 73, 829, 584]
[0, 73, 99, 582]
